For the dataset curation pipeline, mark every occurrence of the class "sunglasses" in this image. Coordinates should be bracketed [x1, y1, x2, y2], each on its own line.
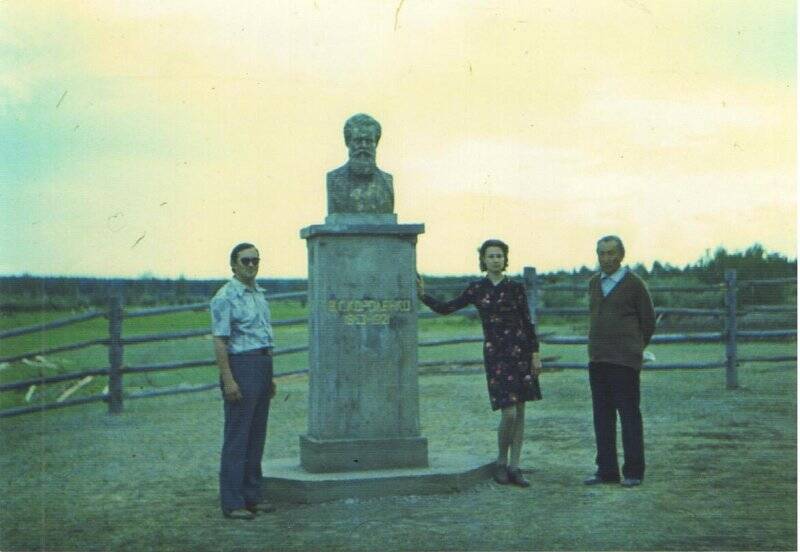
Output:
[239, 257, 260, 267]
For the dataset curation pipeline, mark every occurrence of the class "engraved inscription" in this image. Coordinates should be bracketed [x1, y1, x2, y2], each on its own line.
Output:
[327, 299, 411, 325]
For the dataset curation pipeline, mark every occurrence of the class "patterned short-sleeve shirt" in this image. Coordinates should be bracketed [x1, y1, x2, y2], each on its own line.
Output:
[210, 278, 274, 354]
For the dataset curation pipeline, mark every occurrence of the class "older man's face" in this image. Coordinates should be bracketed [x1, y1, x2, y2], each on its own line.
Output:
[597, 240, 624, 275]
[347, 125, 378, 176]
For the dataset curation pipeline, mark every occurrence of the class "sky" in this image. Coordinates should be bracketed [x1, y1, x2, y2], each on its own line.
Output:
[1, 0, 796, 278]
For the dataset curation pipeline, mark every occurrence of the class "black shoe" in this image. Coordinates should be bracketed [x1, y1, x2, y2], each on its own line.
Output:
[493, 463, 510, 484]
[246, 501, 276, 514]
[223, 508, 255, 520]
[507, 467, 530, 488]
[621, 478, 642, 488]
[583, 475, 620, 485]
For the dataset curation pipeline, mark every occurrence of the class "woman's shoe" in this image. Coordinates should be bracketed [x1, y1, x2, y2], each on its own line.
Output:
[493, 463, 510, 484]
[507, 467, 530, 487]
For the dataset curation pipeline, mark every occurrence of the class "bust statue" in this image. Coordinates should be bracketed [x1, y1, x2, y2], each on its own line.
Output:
[327, 114, 394, 214]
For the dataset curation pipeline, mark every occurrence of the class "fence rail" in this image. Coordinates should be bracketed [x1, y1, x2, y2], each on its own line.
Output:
[0, 310, 105, 339]
[0, 393, 108, 419]
[123, 292, 308, 319]
[744, 305, 797, 314]
[739, 278, 797, 285]
[0, 338, 108, 365]
[1, 270, 795, 419]
[125, 302, 211, 318]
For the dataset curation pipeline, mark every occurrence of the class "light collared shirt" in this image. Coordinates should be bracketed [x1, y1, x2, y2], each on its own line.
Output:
[210, 278, 274, 354]
[600, 266, 628, 297]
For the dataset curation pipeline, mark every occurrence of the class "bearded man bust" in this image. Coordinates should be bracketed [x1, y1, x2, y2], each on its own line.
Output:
[327, 113, 394, 215]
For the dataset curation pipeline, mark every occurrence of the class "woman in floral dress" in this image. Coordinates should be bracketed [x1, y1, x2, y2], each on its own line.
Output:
[417, 239, 542, 487]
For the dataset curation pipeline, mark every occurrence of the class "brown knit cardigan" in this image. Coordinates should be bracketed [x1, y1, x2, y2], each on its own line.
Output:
[588, 270, 656, 370]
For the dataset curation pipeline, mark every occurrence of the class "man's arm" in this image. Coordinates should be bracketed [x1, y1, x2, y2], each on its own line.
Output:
[214, 336, 242, 402]
[637, 283, 656, 347]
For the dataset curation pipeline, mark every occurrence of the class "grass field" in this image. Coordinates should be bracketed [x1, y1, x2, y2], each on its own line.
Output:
[0, 304, 796, 550]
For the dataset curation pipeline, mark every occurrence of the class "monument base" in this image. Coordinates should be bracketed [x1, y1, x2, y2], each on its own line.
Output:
[324, 213, 397, 225]
[300, 434, 428, 473]
[263, 454, 494, 504]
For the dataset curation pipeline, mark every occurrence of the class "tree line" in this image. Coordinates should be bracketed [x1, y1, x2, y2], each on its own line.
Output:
[0, 244, 794, 313]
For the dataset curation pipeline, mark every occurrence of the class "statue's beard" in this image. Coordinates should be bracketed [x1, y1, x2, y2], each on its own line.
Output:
[348, 150, 376, 177]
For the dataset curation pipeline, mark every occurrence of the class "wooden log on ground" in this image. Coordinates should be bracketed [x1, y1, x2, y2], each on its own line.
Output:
[57, 376, 94, 402]
[0, 367, 110, 392]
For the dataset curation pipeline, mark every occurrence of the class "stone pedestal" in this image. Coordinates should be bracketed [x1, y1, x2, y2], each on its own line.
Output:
[262, 454, 494, 504]
[299, 215, 427, 473]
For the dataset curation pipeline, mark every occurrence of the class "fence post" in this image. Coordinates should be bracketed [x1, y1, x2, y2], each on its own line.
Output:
[724, 269, 738, 389]
[107, 288, 124, 414]
[523, 266, 538, 325]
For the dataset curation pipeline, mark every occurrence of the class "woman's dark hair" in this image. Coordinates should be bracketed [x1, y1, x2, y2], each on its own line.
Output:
[478, 239, 509, 272]
[230, 242, 257, 270]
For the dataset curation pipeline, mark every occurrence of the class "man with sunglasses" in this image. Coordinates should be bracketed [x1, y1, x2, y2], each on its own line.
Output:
[211, 242, 277, 519]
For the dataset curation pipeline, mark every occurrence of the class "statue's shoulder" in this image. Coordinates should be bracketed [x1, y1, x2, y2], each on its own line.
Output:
[376, 168, 393, 185]
[327, 165, 351, 195]
[327, 164, 349, 183]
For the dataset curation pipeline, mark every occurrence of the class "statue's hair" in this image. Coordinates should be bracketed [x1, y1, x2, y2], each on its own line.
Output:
[344, 113, 382, 146]
[596, 235, 625, 256]
[478, 239, 509, 272]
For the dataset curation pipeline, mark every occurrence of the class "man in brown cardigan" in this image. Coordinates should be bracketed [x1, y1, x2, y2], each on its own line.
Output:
[584, 235, 655, 488]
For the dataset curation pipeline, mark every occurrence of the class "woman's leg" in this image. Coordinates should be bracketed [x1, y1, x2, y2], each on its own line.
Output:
[507, 402, 531, 486]
[509, 402, 526, 468]
[497, 405, 517, 466]
[493, 405, 517, 484]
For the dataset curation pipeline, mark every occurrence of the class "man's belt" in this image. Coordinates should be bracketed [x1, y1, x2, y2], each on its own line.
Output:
[231, 347, 272, 356]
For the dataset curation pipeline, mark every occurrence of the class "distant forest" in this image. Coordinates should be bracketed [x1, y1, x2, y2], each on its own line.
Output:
[0, 244, 795, 312]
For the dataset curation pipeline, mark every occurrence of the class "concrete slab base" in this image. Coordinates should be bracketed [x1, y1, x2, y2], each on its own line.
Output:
[299, 434, 429, 472]
[262, 453, 494, 504]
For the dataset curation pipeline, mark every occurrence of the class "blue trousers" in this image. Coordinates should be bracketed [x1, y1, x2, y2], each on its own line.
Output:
[220, 351, 272, 512]
[588, 361, 645, 481]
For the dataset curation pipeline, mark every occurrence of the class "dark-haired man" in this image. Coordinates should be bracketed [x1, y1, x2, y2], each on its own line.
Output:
[584, 236, 655, 488]
[211, 242, 277, 519]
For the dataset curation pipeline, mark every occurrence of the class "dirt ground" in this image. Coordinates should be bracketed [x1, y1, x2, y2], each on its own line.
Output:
[1, 363, 796, 551]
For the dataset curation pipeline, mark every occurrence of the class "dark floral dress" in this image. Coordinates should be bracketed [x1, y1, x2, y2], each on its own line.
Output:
[422, 277, 542, 410]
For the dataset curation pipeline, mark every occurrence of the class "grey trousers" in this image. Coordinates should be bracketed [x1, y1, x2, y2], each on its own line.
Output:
[219, 351, 272, 512]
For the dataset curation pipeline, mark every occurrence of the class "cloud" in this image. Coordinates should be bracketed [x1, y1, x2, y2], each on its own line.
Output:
[1, 0, 794, 277]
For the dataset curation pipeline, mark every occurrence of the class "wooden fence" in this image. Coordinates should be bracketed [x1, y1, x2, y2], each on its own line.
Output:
[0, 269, 795, 418]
